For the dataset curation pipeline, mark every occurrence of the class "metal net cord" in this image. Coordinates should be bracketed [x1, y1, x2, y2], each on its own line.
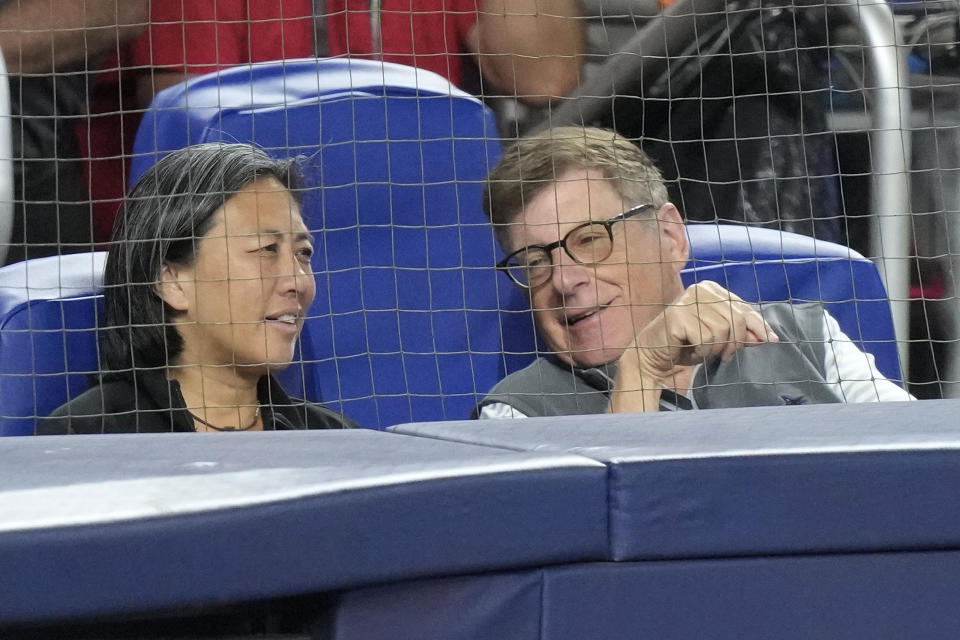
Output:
[0, 0, 958, 434]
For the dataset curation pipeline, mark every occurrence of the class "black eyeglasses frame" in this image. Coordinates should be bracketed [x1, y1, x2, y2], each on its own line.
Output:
[496, 203, 656, 289]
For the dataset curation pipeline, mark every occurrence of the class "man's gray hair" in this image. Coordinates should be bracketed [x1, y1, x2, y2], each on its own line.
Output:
[483, 126, 671, 248]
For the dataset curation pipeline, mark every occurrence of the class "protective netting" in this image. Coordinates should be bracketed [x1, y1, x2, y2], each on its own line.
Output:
[0, 0, 957, 434]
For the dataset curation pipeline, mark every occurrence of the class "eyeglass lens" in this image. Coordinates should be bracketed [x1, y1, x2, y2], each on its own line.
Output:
[511, 222, 614, 287]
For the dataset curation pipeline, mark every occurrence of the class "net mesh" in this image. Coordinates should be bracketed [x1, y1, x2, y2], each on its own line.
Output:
[0, 0, 957, 433]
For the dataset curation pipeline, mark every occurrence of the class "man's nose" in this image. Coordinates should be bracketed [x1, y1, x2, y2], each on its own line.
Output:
[549, 248, 593, 294]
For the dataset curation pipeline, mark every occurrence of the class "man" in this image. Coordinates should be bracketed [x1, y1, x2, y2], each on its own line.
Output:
[475, 127, 913, 418]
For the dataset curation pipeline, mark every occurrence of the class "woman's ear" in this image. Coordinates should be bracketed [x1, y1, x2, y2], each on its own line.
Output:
[656, 203, 689, 269]
[155, 262, 190, 312]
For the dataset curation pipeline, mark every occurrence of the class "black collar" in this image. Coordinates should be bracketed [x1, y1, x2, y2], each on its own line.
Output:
[113, 368, 307, 431]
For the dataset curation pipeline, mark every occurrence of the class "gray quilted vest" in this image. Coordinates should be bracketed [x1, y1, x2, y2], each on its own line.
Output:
[474, 303, 844, 417]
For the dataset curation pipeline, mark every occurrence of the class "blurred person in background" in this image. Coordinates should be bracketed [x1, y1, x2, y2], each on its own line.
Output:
[475, 127, 914, 419]
[40, 143, 357, 434]
[0, 0, 147, 264]
[133, 0, 584, 108]
[82, 0, 585, 259]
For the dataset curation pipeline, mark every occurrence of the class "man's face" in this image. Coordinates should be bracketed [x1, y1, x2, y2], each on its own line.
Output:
[504, 169, 687, 368]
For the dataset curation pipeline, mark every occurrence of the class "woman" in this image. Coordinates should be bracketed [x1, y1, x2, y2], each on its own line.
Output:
[40, 143, 356, 433]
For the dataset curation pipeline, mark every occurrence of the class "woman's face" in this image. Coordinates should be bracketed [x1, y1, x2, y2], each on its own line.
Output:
[163, 177, 316, 376]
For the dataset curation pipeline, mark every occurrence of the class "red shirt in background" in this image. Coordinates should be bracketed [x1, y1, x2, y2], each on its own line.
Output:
[87, 0, 480, 241]
[135, 0, 478, 84]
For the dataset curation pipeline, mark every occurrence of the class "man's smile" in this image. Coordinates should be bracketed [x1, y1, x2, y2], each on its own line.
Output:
[564, 299, 615, 326]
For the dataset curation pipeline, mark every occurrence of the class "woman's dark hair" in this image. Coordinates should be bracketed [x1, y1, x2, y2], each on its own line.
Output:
[101, 142, 302, 374]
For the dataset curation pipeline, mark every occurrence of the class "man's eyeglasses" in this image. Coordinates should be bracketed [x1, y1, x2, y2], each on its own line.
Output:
[496, 203, 655, 289]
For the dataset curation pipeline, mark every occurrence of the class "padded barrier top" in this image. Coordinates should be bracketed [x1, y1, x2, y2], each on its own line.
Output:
[393, 400, 960, 560]
[328, 551, 960, 640]
[0, 429, 607, 625]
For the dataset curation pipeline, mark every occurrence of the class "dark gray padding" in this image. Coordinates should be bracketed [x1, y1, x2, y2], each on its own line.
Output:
[328, 553, 960, 640]
[0, 429, 607, 625]
[330, 569, 545, 640]
[393, 400, 960, 559]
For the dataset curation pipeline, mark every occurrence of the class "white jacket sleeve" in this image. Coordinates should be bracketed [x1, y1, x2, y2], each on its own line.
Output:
[821, 310, 915, 402]
[477, 402, 530, 419]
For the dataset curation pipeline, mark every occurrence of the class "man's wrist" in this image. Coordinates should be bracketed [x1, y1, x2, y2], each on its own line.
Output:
[608, 353, 666, 413]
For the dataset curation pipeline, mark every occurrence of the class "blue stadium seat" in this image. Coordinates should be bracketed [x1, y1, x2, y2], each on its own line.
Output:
[0, 253, 105, 436]
[131, 58, 532, 429]
[683, 223, 901, 381]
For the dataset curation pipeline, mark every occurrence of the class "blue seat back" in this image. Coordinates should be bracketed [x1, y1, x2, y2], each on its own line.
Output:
[131, 59, 532, 429]
[0, 253, 106, 436]
[682, 224, 900, 381]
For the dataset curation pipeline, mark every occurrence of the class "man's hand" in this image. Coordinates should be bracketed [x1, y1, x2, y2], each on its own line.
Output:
[634, 280, 779, 372]
[609, 281, 779, 413]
